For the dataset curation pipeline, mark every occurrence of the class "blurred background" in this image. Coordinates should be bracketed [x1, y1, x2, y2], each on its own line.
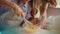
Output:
[0, 0, 60, 34]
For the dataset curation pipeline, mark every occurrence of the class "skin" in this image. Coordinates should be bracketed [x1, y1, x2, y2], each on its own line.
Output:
[0, 0, 24, 17]
[40, 0, 57, 28]
[0, 0, 57, 28]
[32, 0, 57, 29]
[0, 0, 31, 26]
[21, 0, 31, 3]
[0, 0, 31, 17]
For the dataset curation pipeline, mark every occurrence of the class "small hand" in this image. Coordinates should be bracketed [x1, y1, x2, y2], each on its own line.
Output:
[40, 16, 47, 29]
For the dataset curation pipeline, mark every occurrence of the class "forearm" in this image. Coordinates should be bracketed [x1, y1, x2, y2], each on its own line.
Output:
[0, 0, 18, 9]
[39, 2, 49, 25]
[40, 11, 47, 23]
[39, 12, 47, 23]
[39, 2, 48, 18]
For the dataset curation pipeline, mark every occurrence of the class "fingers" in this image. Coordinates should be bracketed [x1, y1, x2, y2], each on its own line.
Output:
[15, 11, 22, 16]
[14, 7, 25, 17]
[32, 18, 40, 24]
[21, 12, 25, 18]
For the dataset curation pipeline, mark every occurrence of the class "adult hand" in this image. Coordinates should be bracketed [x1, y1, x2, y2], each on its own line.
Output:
[14, 5, 25, 18]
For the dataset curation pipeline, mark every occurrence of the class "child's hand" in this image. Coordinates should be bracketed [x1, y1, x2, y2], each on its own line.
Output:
[32, 18, 40, 24]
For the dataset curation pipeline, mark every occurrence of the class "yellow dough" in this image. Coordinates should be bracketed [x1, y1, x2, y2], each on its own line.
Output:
[24, 24, 40, 33]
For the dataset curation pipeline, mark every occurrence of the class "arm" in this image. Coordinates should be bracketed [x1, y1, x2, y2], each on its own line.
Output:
[0, 0, 24, 17]
[0, 0, 16, 8]
[39, 2, 48, 28]
[40, 2, 48, 22]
